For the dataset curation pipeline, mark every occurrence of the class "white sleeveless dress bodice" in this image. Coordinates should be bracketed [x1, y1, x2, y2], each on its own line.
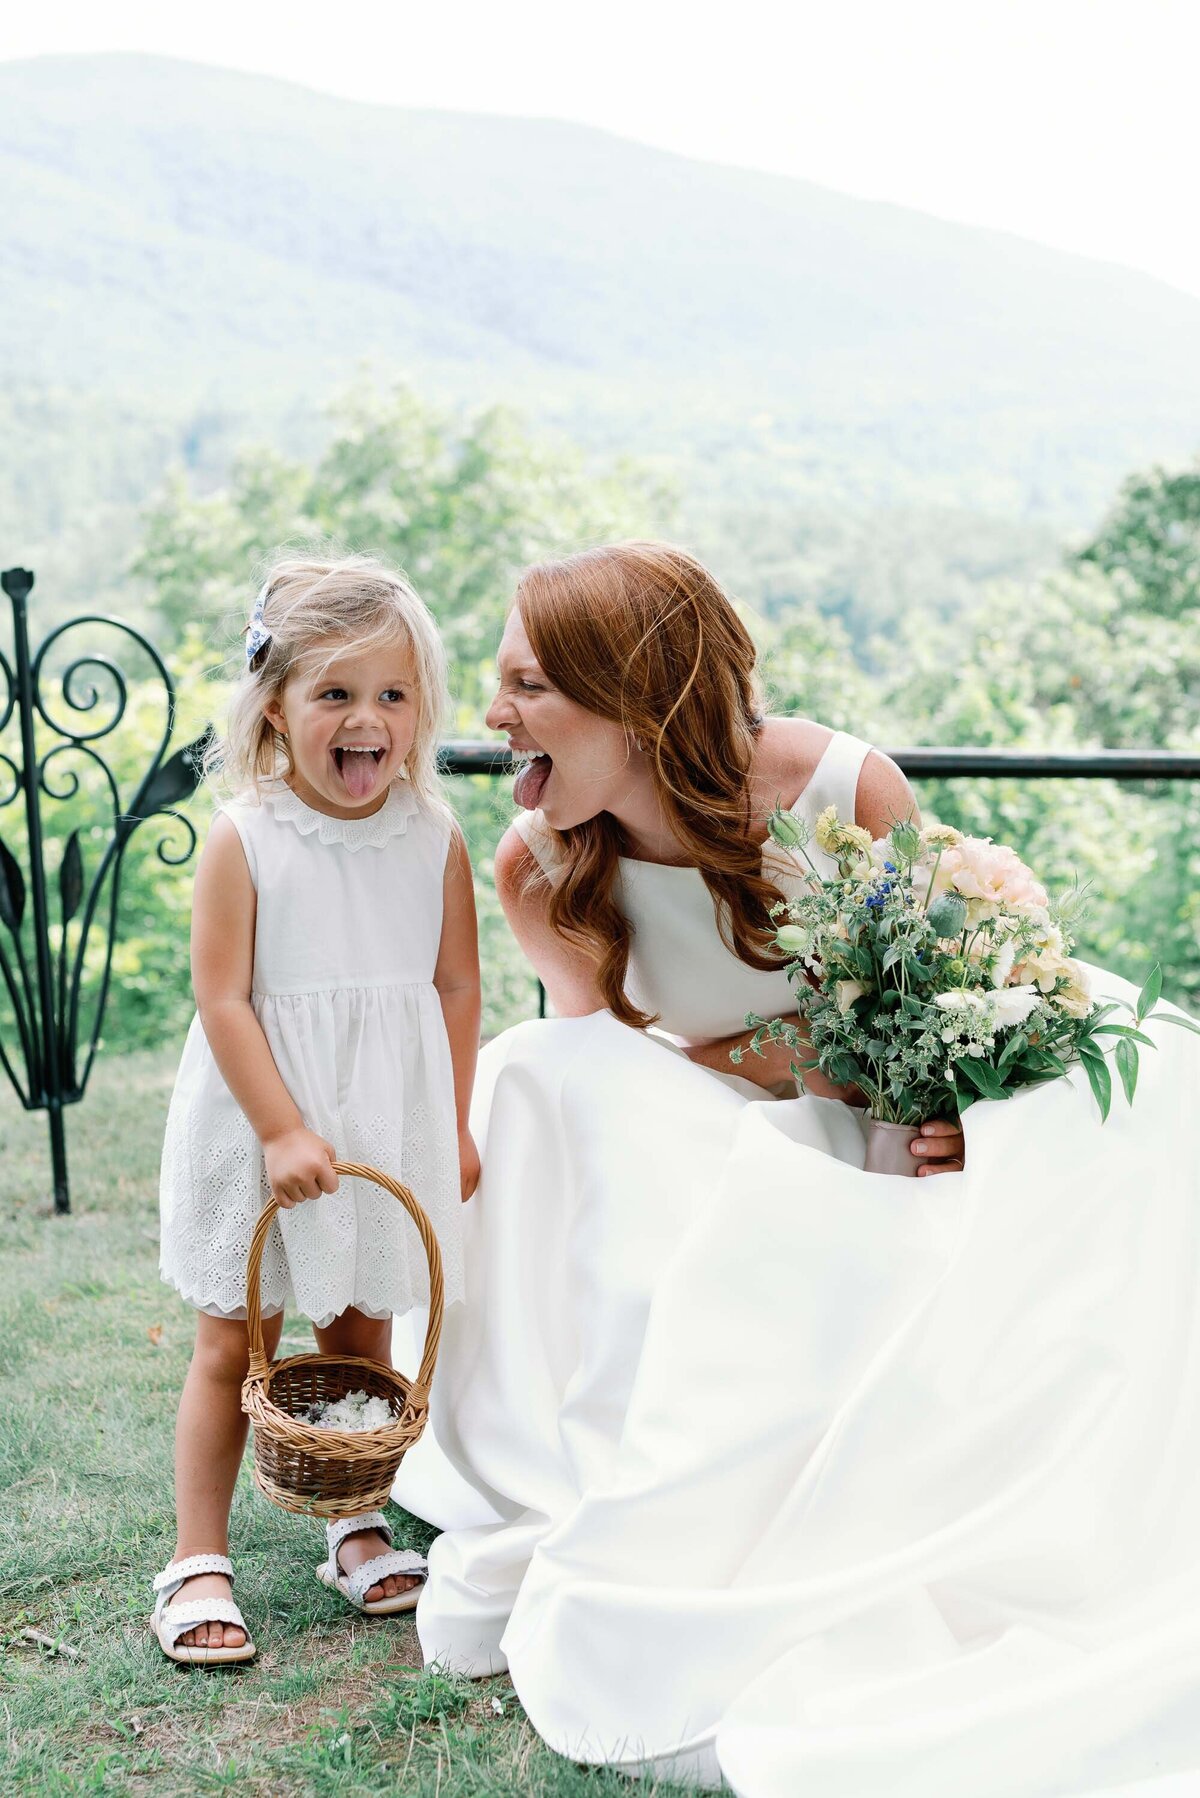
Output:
[514, 728, 871, 1037]
[159, 779, 464, 1326]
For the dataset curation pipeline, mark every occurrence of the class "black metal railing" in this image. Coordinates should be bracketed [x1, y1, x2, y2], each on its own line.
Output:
[440, 743, 1200, 782]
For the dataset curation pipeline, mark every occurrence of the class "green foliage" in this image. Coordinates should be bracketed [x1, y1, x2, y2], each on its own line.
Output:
[1077, 459, 1200, 621]
[135, 379, 672, 723]
[6, 399, 1196, 1071]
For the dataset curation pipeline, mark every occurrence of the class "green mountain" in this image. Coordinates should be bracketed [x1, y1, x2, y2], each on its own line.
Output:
[2, 53, 1198, 619]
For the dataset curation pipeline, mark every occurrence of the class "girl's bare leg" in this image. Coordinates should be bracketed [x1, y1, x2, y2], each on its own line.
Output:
[311, 1307, 419, 1602]
[168, 1308, 284, 1648]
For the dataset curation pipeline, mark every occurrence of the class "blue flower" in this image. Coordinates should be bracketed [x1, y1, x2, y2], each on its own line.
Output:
[883, 861, 897, 873]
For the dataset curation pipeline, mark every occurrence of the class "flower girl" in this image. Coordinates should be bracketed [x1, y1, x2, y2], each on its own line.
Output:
[152, 554, 480, 1664]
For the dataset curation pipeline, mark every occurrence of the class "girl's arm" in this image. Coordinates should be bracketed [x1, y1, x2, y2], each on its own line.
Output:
[433, 824, 483, 1200]
[192, 814, 339, 1208]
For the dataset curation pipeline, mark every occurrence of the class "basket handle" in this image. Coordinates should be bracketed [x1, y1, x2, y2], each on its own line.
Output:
[244, 1159, 444, 1409]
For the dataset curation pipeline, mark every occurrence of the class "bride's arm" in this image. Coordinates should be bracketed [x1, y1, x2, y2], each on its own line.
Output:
[493, 827, 607, 1017]
[683, 1019, 855, 1099]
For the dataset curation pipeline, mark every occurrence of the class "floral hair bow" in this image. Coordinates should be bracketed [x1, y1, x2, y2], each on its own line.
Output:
[245, 582, 272, 665]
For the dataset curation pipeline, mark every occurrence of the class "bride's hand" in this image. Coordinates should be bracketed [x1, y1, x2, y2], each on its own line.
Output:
[911, 1118, 965, 1175]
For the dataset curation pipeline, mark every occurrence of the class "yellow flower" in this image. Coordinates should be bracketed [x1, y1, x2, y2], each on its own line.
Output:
[814, 806, 872, 860]
[920, 823, 963, 850]
[814, 805, 841, 853]
[1052, 960, 1094, 1018]
[838, 824, 874, 856]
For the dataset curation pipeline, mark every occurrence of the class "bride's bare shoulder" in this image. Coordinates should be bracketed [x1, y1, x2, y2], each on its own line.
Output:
[754, 717, 916, 833]
[752, 717, 836, 803]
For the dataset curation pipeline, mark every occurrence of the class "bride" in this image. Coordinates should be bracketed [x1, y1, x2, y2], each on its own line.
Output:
[395, 542, 1200, 1797]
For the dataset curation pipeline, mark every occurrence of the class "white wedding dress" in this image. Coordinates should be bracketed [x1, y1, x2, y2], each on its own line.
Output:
[394, 731, 1200, 1798]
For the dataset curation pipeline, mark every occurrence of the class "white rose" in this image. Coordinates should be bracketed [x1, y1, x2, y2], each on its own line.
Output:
[933, 990, 985, 1012]
[988, 984, 1041, 1029]
[989, 937, 1017, 988]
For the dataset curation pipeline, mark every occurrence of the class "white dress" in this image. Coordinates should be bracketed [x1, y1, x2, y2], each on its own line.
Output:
[393, 731, 1200, 1798]
[159, 780, 464, 1327]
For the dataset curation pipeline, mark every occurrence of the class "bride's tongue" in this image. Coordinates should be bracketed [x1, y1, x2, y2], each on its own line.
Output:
[513, 753, 552, 811]
[335, 746, 383, 801]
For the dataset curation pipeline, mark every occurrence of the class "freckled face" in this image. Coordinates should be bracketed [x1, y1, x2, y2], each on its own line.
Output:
[263, 637, 419, 819]
[484, 608, 643, 829]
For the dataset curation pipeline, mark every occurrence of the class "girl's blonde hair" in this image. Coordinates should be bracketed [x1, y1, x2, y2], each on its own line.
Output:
[208, 552, 449, 815]
[516, 540, 782, 1028]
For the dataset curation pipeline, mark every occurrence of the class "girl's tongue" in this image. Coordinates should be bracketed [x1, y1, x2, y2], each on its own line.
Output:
[335, 746, 383, 801]
[513, 753, 552, 811]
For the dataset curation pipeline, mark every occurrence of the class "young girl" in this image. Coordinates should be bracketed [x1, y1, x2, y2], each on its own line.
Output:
[152, 553, 480, 1665]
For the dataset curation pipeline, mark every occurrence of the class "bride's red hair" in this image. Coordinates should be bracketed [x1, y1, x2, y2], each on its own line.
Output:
[516, 541, 784, 1027]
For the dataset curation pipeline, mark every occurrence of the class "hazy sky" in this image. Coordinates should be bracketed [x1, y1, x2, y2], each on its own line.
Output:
[5, 0, 1197, 297]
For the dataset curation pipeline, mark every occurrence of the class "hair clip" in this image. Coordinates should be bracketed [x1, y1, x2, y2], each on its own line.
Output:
[245, 582, 272, 665]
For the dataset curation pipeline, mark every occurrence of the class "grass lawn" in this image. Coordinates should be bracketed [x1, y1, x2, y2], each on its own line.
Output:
[0, 1051, 711, 1797]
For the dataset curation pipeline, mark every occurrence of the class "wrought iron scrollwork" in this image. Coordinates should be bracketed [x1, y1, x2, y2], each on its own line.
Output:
[0, 566, 210, 1213]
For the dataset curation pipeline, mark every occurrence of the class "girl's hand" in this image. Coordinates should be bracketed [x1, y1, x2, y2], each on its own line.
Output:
[458, 1127, 481, 1202]
[264, 1128, 340, 1209]
[912, 1118, 965, 1176]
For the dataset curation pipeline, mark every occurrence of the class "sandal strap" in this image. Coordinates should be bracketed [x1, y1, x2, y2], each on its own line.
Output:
[326, 1512, 392, 1559]
[156, 1595, 249, 1650]
[346, 1549, 427, 1606]
[152, 1553, 234, 1598]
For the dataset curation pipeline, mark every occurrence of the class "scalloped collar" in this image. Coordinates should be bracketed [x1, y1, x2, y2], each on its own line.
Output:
[256, 779, 420, 851]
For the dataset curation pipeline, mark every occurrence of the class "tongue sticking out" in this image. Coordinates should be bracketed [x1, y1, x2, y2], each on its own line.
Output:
[337, 748, 382, 801]
[513, 754, 551, 811]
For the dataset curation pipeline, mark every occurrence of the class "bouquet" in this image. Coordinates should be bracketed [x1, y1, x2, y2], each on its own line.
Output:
[738, 808, 1197, 1162]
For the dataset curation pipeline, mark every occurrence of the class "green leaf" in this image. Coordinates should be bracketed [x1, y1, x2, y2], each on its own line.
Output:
[1115, 1037, 1139, 1107]
[1135, 965, 1163, 1024]
[0, 836, 25, 934]
[1153, 1013, 1200, 1038]
[956, 1057, 1007, 1102]
[59, 830, 83, 926]
[1090, 1024, 1157, 1048]
[1079, 1047, 1113, 1122]
[997, 1030, 1027, 1070]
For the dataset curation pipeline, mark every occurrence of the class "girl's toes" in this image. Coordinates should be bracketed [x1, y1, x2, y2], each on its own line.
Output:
[222, 1622, 246, 1648]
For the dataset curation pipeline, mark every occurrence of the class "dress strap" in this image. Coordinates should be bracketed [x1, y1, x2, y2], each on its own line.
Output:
[511, 809, 566, 886]
[791, 731, 874, 828]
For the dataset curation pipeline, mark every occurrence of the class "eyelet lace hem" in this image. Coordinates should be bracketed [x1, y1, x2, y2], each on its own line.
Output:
[257, 780, 420, 850]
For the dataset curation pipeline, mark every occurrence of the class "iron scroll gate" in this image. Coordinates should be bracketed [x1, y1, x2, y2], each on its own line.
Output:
[0, 569, 210, 1214]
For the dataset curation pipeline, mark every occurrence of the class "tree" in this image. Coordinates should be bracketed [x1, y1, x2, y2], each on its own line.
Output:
[1077, 459, 1200, 622]
[134, 379, 672, 723]
[125, 380, 672, 1042]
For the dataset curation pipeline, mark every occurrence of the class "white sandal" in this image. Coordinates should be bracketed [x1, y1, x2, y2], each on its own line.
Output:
[315, 1512, 427, 1615]
[150, 1553, 256, 1666]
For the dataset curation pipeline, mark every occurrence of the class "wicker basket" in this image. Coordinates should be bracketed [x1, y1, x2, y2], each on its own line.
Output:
[239, 1159, 443, 1518]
